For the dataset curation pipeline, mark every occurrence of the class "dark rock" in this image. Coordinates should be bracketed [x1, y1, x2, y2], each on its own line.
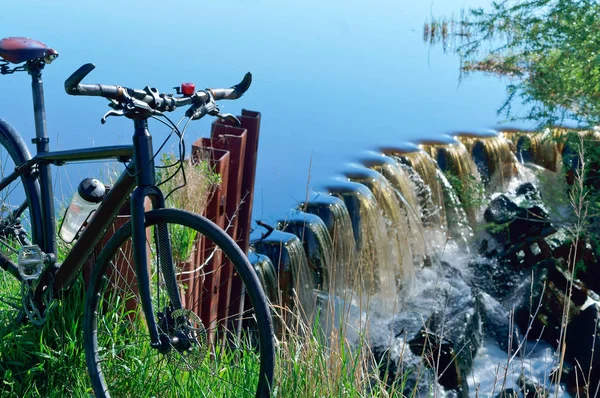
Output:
[495, 237, 553, 270]
[479, 291, 520, 353]
[484, 194, 520, 228]
[408, 329, 461, 391]
[405, 290, 482, 397]
[563, 304, 600, 392]
[517, 374, 547, 397]
[371, 323, 441, 396]
[483, 189, 555, 247]
[468, 256, 527, 303]
[495, 388, 518, 398]
[516, 182, 542, 202]
[479, 238, 489, 255]
[514, 259, 582, 347]
[550, 234, 600, 295]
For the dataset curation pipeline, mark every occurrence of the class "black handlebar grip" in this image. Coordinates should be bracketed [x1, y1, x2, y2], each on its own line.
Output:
[65, 63, 96, 95]
[234, 72, 252, 97]
[211, 72, 252, 100]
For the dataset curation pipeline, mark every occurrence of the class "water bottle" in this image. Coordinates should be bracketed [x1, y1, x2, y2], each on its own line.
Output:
[59, 178, 106, 242]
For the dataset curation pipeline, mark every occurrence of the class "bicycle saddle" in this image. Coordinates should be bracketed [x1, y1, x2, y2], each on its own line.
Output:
[0, 37, 58, 64]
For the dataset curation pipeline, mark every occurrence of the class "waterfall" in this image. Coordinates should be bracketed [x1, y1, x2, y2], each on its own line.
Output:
[277, 211, 333, 291]
[393, 150, 448, 232]
[363, 155, 428, 263]
[252, 230, 315, 321]
[502, 129, 562, 172]
[247, 127, 583, 396]
[302, 193, 357, 301]
[435, 168, 473, 249]
[456, 134, 517, 190]
[248, 251, 279, 305]
[421, 139, 482, 224]
[345, 167, 416, 287]
[328, 181, 399, 315]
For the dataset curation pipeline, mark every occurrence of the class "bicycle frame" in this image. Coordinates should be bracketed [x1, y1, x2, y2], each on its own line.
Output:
[1, 61, 180, 349]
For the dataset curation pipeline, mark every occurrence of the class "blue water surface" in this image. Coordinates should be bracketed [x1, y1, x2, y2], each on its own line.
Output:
[0, 0, 528, 220]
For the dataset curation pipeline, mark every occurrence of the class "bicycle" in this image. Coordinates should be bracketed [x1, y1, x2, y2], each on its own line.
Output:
[0, 37, 275, 397]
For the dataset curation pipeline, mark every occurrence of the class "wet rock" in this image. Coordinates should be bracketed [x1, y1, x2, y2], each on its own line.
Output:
[479, 291, 520, 353]
[515, 182, 542, 202]
[517, 374, 547, 397]
[495, 237, 553, 270]
[408, 329, 461, 391]
[563, 304, 600, 392]
[514, 259, 582, 347]
[370, 322, 440, 396]
[375, 259, 483, 397]
[495, 388, 518, 398]
[405, 290, 482, 397]
[469, 256, 527, 303]
[550, 234, 600, 295]
[483, 184, 555, 247]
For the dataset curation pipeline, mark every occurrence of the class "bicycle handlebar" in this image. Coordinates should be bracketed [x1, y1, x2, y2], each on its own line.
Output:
[64, 63, 252, 112]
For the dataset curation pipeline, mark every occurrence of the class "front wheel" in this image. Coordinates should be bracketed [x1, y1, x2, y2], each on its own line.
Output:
[84, 209, 275, 398]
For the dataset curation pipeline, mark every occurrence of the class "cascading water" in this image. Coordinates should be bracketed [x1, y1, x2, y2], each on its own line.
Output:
[393, 150, 448, 233]
[456, 134, 517, 190]
[252, 230, 315, 321]
[302, 194, 356, 300]
[277, 211, 333, 290]
[502, 128, 562, 172]
[435, 168, 474, 248]
[345, 167, 416, 287]
[421, 139, 483, 224]
[249, 128, 587, 396]
[248, 251, 279, 305]
[328, 181, 400, 315]
[502, 129, 571, 220]
[363, 155, 428, 264]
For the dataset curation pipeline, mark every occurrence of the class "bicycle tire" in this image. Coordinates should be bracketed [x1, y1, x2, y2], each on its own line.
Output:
[0, 118, 43, 327]
[84, 208, 275, 398]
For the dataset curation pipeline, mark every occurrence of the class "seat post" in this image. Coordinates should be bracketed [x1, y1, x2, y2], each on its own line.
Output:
[28, 61, 56, 256]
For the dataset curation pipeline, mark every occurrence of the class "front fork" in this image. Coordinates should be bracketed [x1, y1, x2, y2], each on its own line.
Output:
[130, 186, 184, 351]
[130, 118, 183, 351]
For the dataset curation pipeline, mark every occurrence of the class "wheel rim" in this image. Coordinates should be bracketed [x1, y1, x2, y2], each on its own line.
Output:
[87, 212, 272, 398]
[0, 143, 33, 327]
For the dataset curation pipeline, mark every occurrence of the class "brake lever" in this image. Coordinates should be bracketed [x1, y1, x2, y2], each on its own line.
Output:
[101, 109, 125, 124]
[187, 101, 218, 120]
[215, 113, 241, 126]
[107, 99, 122, 110]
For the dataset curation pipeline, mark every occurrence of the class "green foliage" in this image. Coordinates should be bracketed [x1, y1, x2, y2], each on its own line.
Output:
[446, 0, 600, 128]
[443, 171, 487, 213]
[156, 153, 220, 262]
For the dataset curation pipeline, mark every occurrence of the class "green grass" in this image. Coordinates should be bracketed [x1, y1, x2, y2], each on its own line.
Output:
[0, 268, 411, 398]
[0, 274, 267, 397]
[0, 277, 91, 397]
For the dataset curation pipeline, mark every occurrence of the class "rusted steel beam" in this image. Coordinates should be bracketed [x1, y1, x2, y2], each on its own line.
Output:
[209, 123, 248, 326]
[237, 109, 261, 254]
[192, 142, 230, 338]
[209, 123, 247, 240]
[213, 110, 261, 332]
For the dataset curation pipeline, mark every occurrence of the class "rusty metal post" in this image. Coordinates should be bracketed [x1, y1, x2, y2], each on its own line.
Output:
[236, 109, 261, 253]
[192, 142, 230, 338]
[213, 109, 261, 331]
[209, 124, 248, 326]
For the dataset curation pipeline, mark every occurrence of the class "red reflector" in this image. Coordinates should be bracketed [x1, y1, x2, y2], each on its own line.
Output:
[181, 83, 195, 96]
